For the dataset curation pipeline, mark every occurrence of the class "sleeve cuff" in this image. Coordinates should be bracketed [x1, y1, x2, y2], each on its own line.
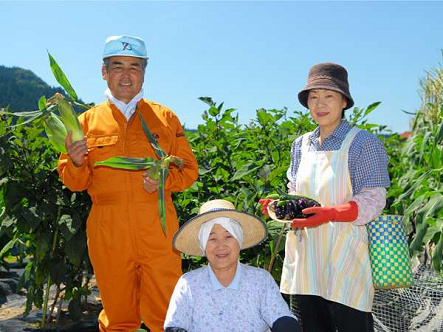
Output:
[271, 316, 301, 332]
[66, 158, 88, 176]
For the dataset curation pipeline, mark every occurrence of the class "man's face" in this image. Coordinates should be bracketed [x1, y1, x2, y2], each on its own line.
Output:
[102, 56, 145, 103]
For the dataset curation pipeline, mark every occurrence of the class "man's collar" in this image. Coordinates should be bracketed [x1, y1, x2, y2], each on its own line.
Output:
[208, 262, 242, 291]
[104, 88, 144, 119]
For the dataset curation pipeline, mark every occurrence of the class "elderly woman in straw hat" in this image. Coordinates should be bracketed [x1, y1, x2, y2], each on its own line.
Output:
[260, 63, 390, 332]
[163, 199, 301, 332]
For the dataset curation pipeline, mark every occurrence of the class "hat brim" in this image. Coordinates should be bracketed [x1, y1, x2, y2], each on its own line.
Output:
[173, 209, 268, 257]
[103, 54, 149, 59]
[298, 85, 354, 110]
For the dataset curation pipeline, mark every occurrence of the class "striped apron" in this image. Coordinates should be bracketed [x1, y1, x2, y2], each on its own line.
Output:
[280, 127, 374, 312]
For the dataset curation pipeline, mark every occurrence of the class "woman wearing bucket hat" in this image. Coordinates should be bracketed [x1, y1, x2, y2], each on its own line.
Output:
[163, 199, 301, 332]
[260, 63, 390, 332]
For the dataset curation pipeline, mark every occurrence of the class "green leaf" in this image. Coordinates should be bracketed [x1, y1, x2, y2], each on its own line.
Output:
[139, 113, 167, 158]
[1, 213, 16, 228]
[396, 170, 431, 202]
[421, 193, 443, 219]
[17, 261, 33, 294]
[1, 112, 46, 132]
[65, 231, 87, 267]
[257, 164, 270, 182]
[434, 121, 443, 146]
[49, 259, 68, 284]
[363, 102, 381, 117]
[20, 206, 41, 231]
[48, 51, 78, 101]
[58, 214, 82, 241]
[95, 156, 155, 170]
[422, 219, 440, 244]
[208, 106, 220, 117]
[430, 148, 442, 169]
[0, 238, 17, 257]
[38, 96, 47, 111]
[419, 131, 432, 161]
[403, 194, 426, 215]
[217, 102, 225, 113]
[0, 109, 41, 117]
[432, 231, 443, 272]
[231, 162, 261, 181]
[198, 97, 215, 107]
[256, 109, 273, 127]
[158, 168, 167, 235]
[24, 284, 35, 316]
[410, 210, 428, 252]
[35, 233, 51, 262]
[68, 298, 83, 321]
[410, 194, 443, 252]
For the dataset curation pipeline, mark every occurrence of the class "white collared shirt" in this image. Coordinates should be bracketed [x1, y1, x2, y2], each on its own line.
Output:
[208, 262, 242, 291]
[104, 88, 144, 120]
[164, 263, 295, 332]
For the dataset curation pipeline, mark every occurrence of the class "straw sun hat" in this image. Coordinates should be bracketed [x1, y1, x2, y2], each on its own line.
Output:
[173, 199, 268, 257]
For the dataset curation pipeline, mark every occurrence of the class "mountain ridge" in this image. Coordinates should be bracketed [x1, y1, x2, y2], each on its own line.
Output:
[0, 65, 64, 111]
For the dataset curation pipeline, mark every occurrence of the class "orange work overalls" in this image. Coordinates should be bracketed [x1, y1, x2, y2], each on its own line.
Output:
[58, 99, 199, 332]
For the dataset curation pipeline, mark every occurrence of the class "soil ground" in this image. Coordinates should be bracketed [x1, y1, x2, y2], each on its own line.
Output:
[0, 264, 101, 332]
[0, 288, 102, 331]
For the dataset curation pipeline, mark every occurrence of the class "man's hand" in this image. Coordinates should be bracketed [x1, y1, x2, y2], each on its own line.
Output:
[259, 199, 273, 217]
[291, 201, 358, 228]
[143, 172, 158, 193]
[65, 131, 87, 167]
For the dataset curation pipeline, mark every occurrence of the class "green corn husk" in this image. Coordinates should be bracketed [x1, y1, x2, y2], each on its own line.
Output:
[94, 112, 186, 236]
[139, 113, 185, 235]
[145, 160, 162, 180]
[43, 113, 68, 153]
[51, 93, 84, 143]
[95, 156, 155, 170]
[144, 156, 183, 235]
[144, 156, 184, 180]
[157, 168, 168, 233]
[95, 154, 184, 235]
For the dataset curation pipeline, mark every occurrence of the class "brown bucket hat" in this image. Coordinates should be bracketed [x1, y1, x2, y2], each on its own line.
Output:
[298, 62, 354, 110]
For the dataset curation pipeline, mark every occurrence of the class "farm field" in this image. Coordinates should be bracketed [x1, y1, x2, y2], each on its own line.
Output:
[0, 56, 442, 331]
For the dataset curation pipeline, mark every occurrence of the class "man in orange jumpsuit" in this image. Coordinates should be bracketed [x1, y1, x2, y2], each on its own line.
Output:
[58, 35, 199, 332]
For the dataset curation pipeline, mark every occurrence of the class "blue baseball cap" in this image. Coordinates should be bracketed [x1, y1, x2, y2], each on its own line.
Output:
[102, 35, 148, 59]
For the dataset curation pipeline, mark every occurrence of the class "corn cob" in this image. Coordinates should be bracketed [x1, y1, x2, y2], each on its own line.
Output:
[49, 93, 84, 143]
[43, 113, 68, 153]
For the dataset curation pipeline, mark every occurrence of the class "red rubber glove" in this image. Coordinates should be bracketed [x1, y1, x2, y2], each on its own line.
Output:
[291, 201, 358, 228]
[259, 199, 273, 217]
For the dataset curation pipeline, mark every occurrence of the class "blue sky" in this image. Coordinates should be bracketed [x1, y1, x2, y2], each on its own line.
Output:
[1, 1, 442, 133]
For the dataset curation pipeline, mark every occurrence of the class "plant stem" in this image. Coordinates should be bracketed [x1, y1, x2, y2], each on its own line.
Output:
[48, 284, 61, 323]
[267, 223, 287, 273]
[41, 205, 61, 328]
[41, 276, 52, 327]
